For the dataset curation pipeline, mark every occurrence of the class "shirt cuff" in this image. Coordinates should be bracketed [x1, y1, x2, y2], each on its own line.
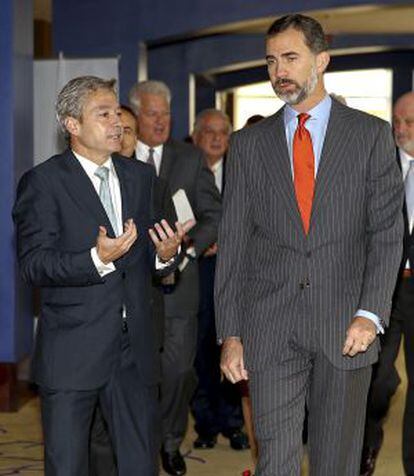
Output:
[155, 245, 181, 269]
[217, 336, 241, 345]
[355, 309, 384, 334]
[91, 247, 115, 277]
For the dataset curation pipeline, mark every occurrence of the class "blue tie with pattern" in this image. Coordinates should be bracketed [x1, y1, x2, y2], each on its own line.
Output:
[94, 166, 119, 236]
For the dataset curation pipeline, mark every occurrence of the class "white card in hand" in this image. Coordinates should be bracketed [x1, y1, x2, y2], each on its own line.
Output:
[172, 189, 196, 224]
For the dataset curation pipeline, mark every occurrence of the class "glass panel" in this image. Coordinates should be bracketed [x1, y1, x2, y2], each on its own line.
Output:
[232, 68, 393, 130]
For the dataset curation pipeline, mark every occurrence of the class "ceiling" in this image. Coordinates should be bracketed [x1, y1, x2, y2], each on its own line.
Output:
[202, 5, 414, 36]
[33, 1, 414, 36]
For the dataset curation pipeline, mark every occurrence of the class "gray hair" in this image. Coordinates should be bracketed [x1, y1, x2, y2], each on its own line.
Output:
[193, 108, 233, 135]
[56, 76, 117, 137]
[128, 80, 171, 115]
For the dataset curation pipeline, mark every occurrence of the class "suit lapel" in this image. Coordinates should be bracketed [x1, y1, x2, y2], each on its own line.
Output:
[258, 109, 304, 234]
[112, 155, 134, 224]
[397, 149, 411, 238]
[60, 150, 116, 234]
[310, 100, 355, 229]
[159, 141, 175, 181]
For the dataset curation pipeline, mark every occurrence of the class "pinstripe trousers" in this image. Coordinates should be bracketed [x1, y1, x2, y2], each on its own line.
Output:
[248, 312, 372, 476]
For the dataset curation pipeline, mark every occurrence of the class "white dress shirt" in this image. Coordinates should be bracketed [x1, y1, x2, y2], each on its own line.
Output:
[399, 148, 414, 269]
[211, 158, 224, 194]
[74, 151, 120, 277]
[135, 141, 163, 176]
[74, 150, 174, 278]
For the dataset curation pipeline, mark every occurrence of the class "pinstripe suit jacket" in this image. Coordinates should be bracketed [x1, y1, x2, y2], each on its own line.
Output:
[215, 99, 404, 371]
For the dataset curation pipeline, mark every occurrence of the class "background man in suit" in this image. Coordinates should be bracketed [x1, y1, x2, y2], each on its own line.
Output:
[119, 105, 138, 158]
[13, 76, 186, 476]
[216, 14, 404, 476]
[360, 91, 414, 476]
[129, 80, 222, 476]
[190, 109, 249, 451]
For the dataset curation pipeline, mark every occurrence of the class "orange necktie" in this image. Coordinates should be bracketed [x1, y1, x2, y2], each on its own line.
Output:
[293, 113, 315, 234]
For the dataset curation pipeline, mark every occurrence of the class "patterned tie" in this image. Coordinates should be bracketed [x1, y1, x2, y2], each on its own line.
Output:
[405, 160, 414, 228]
[293, 113, 315, 234]
[94, 166, 119, 236]
[147, 147, 156, 174]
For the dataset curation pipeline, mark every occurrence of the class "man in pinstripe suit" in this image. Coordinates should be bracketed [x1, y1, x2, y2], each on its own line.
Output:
[215, 14, 404, 476]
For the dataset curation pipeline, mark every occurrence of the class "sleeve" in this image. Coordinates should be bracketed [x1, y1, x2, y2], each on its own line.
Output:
[357, 121, 404, 326]
[186, 150, 222, 257]
[214, 133, 253, 340]
[12, 169, 103, 287]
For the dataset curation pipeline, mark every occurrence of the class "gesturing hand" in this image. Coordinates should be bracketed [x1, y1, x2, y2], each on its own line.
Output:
[148, 218, 195, 262]
[96, 219, 138, 264]
[342, 316, 377, 357]
[220, 337, 248, 384]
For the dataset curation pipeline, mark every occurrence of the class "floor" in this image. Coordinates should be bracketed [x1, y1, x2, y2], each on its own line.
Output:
[0, 348, 407, 476]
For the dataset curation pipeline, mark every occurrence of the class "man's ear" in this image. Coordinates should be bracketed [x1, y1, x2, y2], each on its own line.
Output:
[64, 116, 81, 136]
[316, 51, 330, 74]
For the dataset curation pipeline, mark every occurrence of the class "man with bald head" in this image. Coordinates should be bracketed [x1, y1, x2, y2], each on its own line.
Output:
[190, 110, 249, 451]
[360, 91, 414, 476]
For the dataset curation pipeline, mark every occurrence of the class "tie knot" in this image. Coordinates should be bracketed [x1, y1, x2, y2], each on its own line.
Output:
[297, 113, 311, 128]
[94, 166, 110, 182]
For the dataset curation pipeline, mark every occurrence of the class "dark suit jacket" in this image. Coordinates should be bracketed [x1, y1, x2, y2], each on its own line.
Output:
[13, 149, 168, 390]
[215, 99, 404, 372]
[398, 148, 414, 273]
[159, 139, 222, 314]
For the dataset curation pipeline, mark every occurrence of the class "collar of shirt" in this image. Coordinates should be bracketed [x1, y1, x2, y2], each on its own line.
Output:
[399, 147, 414, 180]
[210, 158, 224, 193]
[72, 150, 123, 235]
[210, 157, 223, 174]
[135, 141, 163, 175]
[283, 94, 332, 176]
[73, 150, 114, 188]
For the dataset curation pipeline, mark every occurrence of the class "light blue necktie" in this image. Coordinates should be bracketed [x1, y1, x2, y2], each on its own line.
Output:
[94, 166, 119, 236]
[405, 161, 414, 225]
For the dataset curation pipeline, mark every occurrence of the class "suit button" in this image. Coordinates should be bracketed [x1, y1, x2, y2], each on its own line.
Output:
[305, 281, 310, 288]
[299, 282, 305, 290]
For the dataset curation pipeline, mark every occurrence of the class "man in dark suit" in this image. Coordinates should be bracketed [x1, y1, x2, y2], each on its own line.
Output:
[128, 81, 222, 476]
[360, 91, 414, 476]
[13, 76, 186, 476]
[89, 102, 179, 476]
[216, 14, 404, 476]
[190, 109, 248, 451]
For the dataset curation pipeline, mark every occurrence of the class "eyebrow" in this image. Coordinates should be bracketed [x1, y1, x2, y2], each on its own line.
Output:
[92, 104, 118, 112]
[266, 51, 299, 60]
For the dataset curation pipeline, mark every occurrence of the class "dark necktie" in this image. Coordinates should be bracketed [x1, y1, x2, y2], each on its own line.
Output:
[147, 148, 156, 174]
[293, 113, 315, 234]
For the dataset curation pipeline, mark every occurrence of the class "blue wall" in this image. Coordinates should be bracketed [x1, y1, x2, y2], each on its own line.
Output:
[0, 0, 34, 362]
[53, 0, 414, 137]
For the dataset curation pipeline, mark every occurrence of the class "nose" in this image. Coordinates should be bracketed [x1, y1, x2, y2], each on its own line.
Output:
[275, 63, 288, 78]
[113, 112, 122, 126]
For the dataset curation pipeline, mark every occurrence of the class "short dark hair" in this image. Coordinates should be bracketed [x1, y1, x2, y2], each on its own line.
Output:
[266, 14, 329, 54]
[120, 104, 136, 119]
